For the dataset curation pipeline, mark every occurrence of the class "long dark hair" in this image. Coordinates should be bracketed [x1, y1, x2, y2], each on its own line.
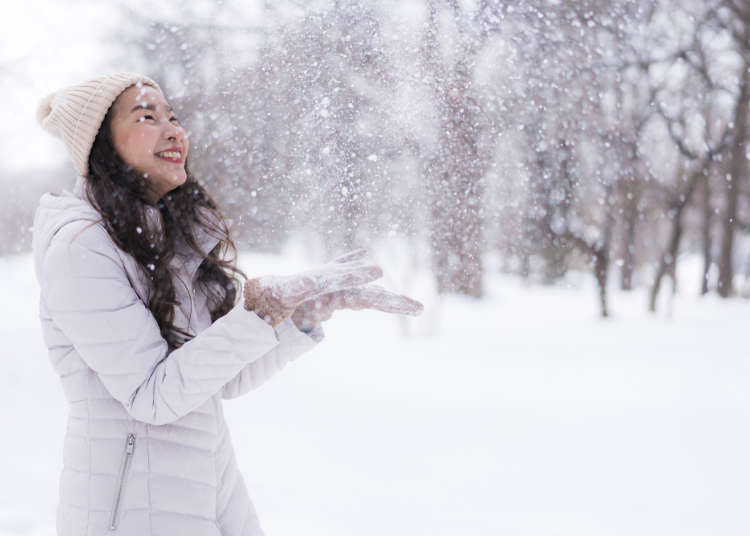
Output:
[83, 103, 247, 352]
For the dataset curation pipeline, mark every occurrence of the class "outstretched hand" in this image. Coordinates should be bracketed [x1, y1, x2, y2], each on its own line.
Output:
[290, 284, 424, 332]
[243, 248, 382, 325]
[243, 249, 423, 328]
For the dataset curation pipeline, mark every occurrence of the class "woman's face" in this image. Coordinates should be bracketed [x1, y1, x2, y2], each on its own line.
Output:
[110, 83, 189, 204]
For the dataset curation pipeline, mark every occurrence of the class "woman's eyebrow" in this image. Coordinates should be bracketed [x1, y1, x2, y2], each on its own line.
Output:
[130, 103, 175, 113]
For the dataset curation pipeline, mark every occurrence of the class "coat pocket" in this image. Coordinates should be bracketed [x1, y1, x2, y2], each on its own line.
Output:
[108, 433, 136, 531]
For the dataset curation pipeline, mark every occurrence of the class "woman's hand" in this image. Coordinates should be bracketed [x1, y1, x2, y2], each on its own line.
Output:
[290, 285, 424, 332]
[243, 249, 383, 326]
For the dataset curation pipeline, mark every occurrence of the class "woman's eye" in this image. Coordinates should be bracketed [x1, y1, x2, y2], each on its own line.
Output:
[137, 114, 179, 123]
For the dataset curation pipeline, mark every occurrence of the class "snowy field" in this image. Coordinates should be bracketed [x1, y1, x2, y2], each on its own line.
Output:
[0, 245, 748, 536]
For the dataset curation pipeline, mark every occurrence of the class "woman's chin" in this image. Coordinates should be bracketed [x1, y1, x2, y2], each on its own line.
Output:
[166, 170, 187, 185]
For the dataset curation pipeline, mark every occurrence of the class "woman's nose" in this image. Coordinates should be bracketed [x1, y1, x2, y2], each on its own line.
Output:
[164, 121, 185, 142]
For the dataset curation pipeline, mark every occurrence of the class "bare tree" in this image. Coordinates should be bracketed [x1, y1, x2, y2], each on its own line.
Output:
[713, 0, 750, 297]
[419, 0, 506, 297]
[645, 2, 734, 310]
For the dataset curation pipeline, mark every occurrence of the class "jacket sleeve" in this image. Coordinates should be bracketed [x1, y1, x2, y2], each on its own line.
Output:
[221, 317, 324, 399]
[39, 222, 281, 425]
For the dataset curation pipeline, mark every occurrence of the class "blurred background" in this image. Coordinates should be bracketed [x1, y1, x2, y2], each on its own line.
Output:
[3, 0, 750, 313]
[2, 1, 750, 535]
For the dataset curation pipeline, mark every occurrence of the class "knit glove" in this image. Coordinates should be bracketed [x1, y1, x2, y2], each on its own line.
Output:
[243, 249, 383, 326]
[290, 284, 424, 332]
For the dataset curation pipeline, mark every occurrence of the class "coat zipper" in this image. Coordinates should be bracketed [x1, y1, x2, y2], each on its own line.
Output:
[109, 433, 136, 531]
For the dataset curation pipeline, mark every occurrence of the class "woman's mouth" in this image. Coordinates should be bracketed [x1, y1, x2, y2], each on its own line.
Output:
[155, 151, 183, 163]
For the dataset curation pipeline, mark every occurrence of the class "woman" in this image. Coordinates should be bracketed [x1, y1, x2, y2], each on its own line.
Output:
[33, 72, 422, 536]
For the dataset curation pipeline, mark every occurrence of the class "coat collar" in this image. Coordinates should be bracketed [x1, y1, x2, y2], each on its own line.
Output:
[72, 174, 226, 282]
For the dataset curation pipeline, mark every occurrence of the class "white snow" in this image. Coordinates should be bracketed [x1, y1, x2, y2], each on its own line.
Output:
[0, 246, 748, 536]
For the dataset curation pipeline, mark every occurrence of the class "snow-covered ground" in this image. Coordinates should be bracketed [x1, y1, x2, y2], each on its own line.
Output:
[1, 246, 748, 536]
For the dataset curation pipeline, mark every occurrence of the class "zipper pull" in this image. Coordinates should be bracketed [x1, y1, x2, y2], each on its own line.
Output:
[126, 433, 136, 455]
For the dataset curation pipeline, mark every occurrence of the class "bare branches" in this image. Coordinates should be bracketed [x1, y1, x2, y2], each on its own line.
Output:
[725, 0, 750, 22]
[419, 0, 447, 85]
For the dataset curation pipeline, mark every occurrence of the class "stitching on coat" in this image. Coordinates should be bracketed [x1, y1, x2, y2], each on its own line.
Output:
[85, 370, 92, 536]
[144, 435, 214, 454]
[140, 471, 218, 489]
[149, 509, 217, 522]
[70, 218, 105, 246]
[146, 424, 153, 535]
[214, 408, 224, 524]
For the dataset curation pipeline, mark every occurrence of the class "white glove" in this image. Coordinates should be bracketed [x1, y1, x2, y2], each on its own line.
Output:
[290, 284, 424, 331]
[243, 248, 383, 326]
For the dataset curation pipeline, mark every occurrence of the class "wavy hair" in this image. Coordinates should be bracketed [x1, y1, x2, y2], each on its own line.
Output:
[83, 104, 247, 352]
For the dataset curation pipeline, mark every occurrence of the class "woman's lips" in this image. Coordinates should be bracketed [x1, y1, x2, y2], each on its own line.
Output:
[156, 154, 183, 163]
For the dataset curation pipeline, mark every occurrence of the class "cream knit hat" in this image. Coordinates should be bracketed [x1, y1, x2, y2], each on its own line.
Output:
[36, 72, 163, 177]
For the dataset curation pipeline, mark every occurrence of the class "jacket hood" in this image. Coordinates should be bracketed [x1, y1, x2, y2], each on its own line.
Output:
[32, 175, 102, 283]
[32, 174, 226, 285]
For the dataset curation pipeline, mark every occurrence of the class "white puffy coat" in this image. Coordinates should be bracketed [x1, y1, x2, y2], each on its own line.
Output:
[31, 175, 323, 536]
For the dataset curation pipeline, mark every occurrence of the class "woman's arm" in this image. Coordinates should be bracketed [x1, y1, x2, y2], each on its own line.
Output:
[40, 221, 281, 425]
[220, 317, 324, 399]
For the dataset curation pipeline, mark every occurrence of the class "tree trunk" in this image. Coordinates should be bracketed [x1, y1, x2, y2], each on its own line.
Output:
[700, 174, 712, 295]
[421, 3, 486, 299]
[597, 183, 616, 318]
[619, 180, 639, 291]
[595, 227, 612, 318]
[430, 156, 484, 297]
[649, 165, 705, 311]
[649, 216, 683, 312]
[717, 66, 749, 298]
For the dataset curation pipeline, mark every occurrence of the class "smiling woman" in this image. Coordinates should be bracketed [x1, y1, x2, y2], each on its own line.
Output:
[31, 72, 329, 536]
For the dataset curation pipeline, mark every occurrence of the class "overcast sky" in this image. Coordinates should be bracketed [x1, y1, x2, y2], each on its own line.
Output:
[1, 2, 119, 175]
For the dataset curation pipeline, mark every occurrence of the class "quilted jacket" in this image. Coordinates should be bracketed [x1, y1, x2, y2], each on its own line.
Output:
[31, 174, 324, 536]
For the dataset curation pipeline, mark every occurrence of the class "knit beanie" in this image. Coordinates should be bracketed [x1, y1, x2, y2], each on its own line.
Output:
[36, 72, 163, 177]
